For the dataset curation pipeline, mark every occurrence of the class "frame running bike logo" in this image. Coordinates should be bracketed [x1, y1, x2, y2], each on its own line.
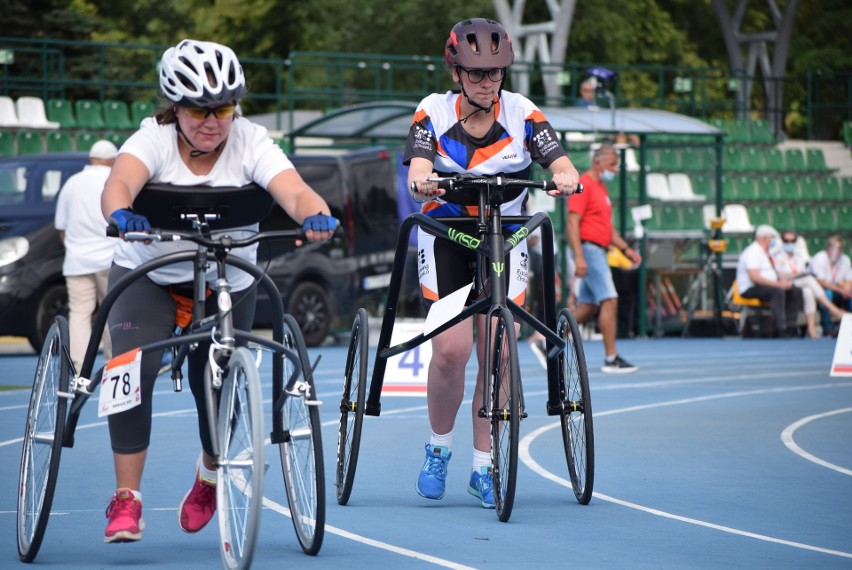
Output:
[447, 228, 481, 250]
[491, 261, 505, 276]
[507, 227, 529, 248]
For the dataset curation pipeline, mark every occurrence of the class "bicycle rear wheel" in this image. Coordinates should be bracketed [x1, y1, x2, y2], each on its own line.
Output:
[278, 314, 325, 555]
[216, 347, 264, 570]
[17, 317, 70, 562]
[555, 308, 595, 504]
[336, 308, 368, 505]
[488, 307, 520, 522]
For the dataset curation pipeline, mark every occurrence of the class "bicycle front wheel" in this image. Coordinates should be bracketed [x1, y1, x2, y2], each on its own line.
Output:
[336, 308, 368, 505]
[216, 347, 265, 570]
[488, 308, 520, 522]
[278, 314, 325, 555]
[17, 317, 70, 562]
[556, 308, 595, 504]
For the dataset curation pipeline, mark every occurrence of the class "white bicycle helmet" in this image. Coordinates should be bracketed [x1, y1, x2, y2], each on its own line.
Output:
[159, 39, 246, 106]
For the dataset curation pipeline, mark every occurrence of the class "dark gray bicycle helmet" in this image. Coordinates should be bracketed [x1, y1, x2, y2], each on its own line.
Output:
[444, 18, 514, 70]
[159, 39, 246, 106]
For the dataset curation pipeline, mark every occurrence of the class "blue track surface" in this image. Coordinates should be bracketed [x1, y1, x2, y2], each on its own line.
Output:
[2, 336, 851, 568]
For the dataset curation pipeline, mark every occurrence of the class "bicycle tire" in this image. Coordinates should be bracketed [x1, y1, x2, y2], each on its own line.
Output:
[216, 347, 265, 570]
[555, 308, 595, 505]
[278, 314, 325, 555]
[17, 317, 70, 562]
[335, 308, 368, 506]
[488, 307, 520, 522]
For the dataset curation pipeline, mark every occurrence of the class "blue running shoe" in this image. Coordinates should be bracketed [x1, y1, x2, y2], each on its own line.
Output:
[468, 466, 495, 509]
[416, 444, 451, 500]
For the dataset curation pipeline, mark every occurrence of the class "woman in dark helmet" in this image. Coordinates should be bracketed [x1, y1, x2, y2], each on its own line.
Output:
[404, 18, 580, 509]
[99, 39, 337, 543]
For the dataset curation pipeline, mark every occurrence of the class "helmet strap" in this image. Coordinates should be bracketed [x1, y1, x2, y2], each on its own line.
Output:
[457, 68, 503, 124]
[176, 122, 226, 157]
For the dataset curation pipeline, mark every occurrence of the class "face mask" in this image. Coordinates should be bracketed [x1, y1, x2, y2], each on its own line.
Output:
[601, 170, 615, 182]
[769, 239, 778, 251]
[782, 243, 796, 254]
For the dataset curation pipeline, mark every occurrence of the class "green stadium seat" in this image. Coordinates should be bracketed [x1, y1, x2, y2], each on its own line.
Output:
[741, 147, 766, 172]
[836, 205, 852, 231]
[0, 130, 14, 156]
[721, 175, 735, 201]
[770, 204, 794, 230]
[46, 98, 77, 129]
[808, 235, 825, 255]
[680, 147, 706, 171]
[820, 176, 841, 201]
[75, 99, 105, 130]
[626, 172, 640, 201]
[611, 204, 635, 233]
[16, 130, 44, 155]
[723, 146, 745, 171]
[784, 148, 807, 173]
[813, 205, 837, 232]
[777, 175, 800, 201]
[799, 175, 820, 201]
[748, 204, 771, 227]
[680, 204, 705, 230]
[755, 175, 778, 200]
[103, 131, 128, 147]
[734, 175, 757, 201]
[102, 99, 134, 130]
[750, 119, 775, 145]
[656, 148, 680, 171]
[45, 131, 73, 153]
[805, 148, 834, 174]
[763, 147, 785, 172]
[130, 100, 156, 127]
[75, 130, 97, 152]
[709, 118, 729, 137]
[690, 173, 714, 198]
[728, 119, 752, 144]
[843, 177, 852, 199]
[791, 205, 816, 232]
[844, 121, 852, 148]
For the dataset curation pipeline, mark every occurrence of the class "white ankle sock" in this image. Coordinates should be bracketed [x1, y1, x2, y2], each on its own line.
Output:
[430, 430, 453, 450]
[471, 448, 490, 471]
[198, 461, 217, 485]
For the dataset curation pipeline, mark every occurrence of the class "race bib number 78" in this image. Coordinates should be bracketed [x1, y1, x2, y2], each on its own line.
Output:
[98, 348, 143, 417]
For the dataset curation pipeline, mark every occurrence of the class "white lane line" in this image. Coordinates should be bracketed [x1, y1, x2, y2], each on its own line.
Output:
[262, 497, 476, 569]
[520, 383, 852, 560]
[781, 407, 852, 476]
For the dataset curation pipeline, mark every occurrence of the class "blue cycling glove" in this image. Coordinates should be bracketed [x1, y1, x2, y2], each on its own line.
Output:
[108, 208, 152, 233]
[301, 213, 339, 233]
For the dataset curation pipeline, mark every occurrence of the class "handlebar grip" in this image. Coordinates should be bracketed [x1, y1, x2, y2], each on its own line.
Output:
[544, 180, 557, 192]
[576, 183, 584, 194]
[106, 223, 119, 238]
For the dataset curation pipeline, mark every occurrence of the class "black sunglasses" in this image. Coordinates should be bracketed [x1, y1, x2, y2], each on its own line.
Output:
[461, 68, 505, 84]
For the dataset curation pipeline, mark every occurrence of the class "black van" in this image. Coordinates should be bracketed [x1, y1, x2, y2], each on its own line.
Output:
[0, 147, 399, 350]
[254, 146, 399, 345]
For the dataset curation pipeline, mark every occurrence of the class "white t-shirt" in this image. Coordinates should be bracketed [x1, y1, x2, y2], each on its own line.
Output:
[111, 117, 294, 291]
[736, 241, 777, 292]
[810, 250, 852, 285]
[772, 250, 809, 278]
[54, 164, 118, 276]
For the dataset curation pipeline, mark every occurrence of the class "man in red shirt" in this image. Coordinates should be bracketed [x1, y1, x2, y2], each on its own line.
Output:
[567, 144, 641, 373]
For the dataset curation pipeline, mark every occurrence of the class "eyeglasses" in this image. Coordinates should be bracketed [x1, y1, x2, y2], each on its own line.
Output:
[183, 103, 237, 120]
[782, 238, 797, 244]
[461, 68, 505, 84]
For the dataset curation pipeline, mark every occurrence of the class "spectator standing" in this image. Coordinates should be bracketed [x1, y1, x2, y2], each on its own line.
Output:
[736, 225, 802, 337]
[54, 140, 118, 370]
[575, 78, 598, 108]
[567, 144, 641, 372]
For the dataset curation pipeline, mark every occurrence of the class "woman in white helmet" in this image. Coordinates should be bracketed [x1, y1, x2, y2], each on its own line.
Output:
[99, 39, 338, 543]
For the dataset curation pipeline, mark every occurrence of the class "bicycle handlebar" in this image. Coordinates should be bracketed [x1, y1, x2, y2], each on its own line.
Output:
[121, 227, 319, 249]
[409, 173, 582, 195]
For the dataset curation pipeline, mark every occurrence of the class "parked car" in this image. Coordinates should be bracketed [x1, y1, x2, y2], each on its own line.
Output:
[0, 146, 399, 350]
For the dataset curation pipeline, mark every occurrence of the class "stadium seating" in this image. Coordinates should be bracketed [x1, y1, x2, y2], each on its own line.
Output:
[45, 131, 73, 153]
[75, 130, 97, 152]
[75, 99, 106, 130]
[0, 96, 21, 127]
[667, 173, 706, 201]
[783, 148, 807, 173]
[755, 175, 778, 201]
[46, 98, 77, 129]
[15, 96, 60, 129]
[805, 148, 834, 174]
[776, 175, 801, 201]
[763, 147, 785, 172]
[16, 130, 44, 155]
[820, 176, 841, 201]
[0, 130, 14, 156]
[103, 99, 134, 130]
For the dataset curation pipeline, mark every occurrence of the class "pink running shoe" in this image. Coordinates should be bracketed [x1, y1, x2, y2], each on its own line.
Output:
[104, 489, 145, 543]
[178, 470, 216, 533]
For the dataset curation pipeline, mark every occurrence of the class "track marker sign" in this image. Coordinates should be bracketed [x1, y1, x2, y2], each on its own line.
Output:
[830, 314, 852, 377]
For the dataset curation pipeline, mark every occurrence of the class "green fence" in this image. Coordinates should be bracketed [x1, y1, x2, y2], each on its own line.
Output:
[1, 37, 849, 140]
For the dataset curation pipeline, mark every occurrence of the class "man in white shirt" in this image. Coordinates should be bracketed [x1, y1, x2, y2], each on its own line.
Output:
[810, 234, 852, 336]
[735, 224, 802, 337]
[54, 140, 118, 370]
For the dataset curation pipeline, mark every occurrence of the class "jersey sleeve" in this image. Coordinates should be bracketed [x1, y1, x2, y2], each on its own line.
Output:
[402, 99, 438, 166]
[524, 107, 566, 169]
